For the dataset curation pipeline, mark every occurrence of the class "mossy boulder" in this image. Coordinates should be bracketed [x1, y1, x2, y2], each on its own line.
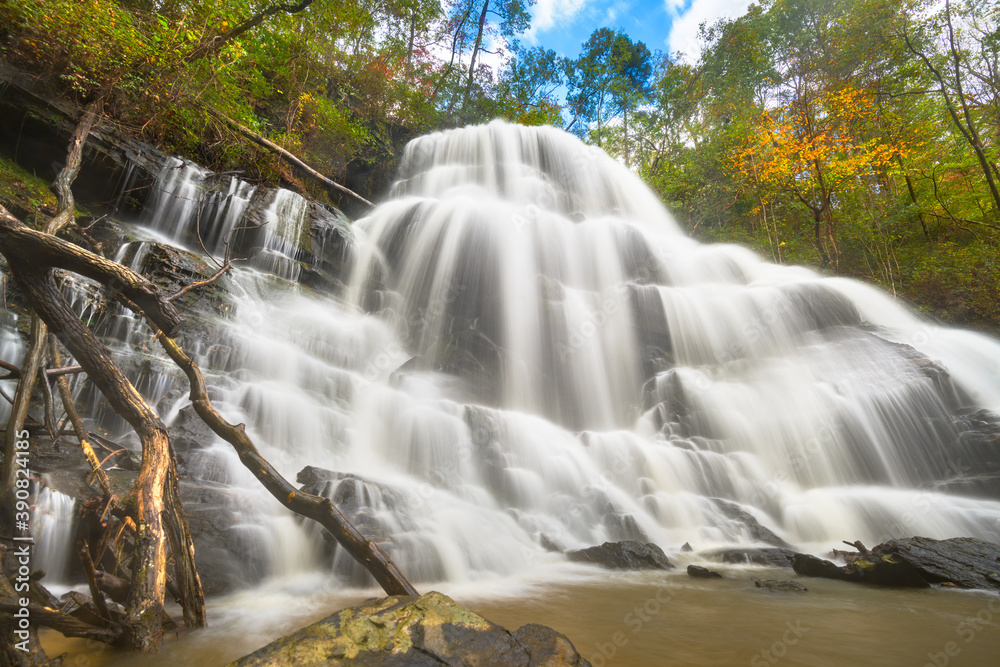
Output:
[228, 591, 590, 666]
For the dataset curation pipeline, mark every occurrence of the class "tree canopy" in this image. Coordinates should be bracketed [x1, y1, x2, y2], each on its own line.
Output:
[1, 0, 999, 328]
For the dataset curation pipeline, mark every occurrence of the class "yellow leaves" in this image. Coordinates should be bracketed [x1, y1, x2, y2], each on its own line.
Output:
[727, 82, 914, 206]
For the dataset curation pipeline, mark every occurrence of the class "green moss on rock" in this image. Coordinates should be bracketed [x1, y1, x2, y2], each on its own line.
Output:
[228, 591, 591, 667]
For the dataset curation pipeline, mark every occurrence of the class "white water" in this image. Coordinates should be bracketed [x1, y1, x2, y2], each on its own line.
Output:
[32, 486, 77, 585]
[40, 122, 1000, 596]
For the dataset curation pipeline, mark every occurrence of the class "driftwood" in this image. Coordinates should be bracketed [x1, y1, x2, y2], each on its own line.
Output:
[157, 334, 418, 596]
[0, 220, 183, 335]
[0, 202, 417, 649]
[0, 205, 205, 651]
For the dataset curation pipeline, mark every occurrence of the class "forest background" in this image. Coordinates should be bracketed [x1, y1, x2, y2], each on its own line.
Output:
[1, 0, 999, 332]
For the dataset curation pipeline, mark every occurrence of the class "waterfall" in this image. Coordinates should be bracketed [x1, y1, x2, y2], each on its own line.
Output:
[32, 486, 77, 585]
[18, 120, 999, 593]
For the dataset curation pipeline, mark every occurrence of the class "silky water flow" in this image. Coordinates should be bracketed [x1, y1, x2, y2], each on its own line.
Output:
[24, 121, 1000, 666]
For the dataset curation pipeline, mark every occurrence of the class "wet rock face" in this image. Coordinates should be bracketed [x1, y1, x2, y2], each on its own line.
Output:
[566, 541, 674, 570]
[0, 71, 164, 218]
[227, 591, 591, 666]
[711, 498, 795, 549]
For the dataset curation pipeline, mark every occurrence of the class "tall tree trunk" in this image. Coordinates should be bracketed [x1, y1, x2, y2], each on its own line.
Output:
[905, 14, 1000, 214]
[463, 0, 490, 108]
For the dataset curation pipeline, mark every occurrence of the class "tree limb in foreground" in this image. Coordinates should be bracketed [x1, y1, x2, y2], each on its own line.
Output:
[157, 334, 419, 597]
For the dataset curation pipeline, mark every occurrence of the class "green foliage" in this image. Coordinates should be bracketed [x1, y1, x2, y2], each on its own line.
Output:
[3, 0, 1000, 330]
[565, 28, 653, 144]
[615, 0, 1000, 331]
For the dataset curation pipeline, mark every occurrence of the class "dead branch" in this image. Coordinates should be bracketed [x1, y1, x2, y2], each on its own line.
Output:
[204, 106, 374, 208]
[49, 99, 104, 234]
[0, 314, 47, 529]
[157, 334, 418, 597]
[77, 541, 111, 622]
[48, 334, 113, 497]
[0, 364, 84, 381]
[0, 212, 183, 336]
[842, 539, 869, 555]
[166, 261, 232, 303]
[0, 598, 119, 644]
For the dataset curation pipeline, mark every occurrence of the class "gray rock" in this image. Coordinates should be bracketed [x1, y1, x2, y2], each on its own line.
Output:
[566, 541, 674, 570]
[712, 498, 794, 549]
[687, 565, 723, 579]
[792, 551, 929, 588]
[702, 547, 796, 568]
[872, 536, 1000, 590]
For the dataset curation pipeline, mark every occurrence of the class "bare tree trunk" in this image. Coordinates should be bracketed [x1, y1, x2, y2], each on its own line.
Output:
[905, 16, 1000, 214]
[0, 206, 204, 652]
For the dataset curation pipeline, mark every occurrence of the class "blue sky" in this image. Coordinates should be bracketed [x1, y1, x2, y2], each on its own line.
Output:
[523, 0, 754, 62]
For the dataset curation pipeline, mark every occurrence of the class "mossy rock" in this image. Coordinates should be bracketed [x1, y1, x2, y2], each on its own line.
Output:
[228, 591, 590, 666]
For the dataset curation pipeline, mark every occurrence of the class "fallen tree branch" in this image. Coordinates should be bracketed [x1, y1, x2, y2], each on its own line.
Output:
[0, 203, 205, 651]
[166, 261, 232, 303]
[49, 334, 113, 497]
[0, 364, 84, 381]
[49, 99, 103, 233]
[0, 598, 119, 644]
[0, 211, 183, 336]
[8, 265, 200, 650]
[157, 334, 418, 597]
[1, 101, 102, 528]
[205, 106, 374, 208]
[77, 541, 111, 622]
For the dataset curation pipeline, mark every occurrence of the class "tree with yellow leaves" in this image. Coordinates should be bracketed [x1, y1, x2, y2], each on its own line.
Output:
[732, 84, 911, 269]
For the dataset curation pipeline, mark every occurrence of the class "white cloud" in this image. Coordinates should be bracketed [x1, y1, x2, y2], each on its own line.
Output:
[666, 0, 753, 61]
[526, 0, 591, 42]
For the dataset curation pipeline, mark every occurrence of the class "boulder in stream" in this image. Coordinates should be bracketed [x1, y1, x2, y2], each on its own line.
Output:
[566, 540, 674, 570]
[687, 565, 723, 579]
[870, 537, 1000, 590]
[702, 547, 796, 568]
[227, 591, 591, 666]
[791, 536, 1000, 590]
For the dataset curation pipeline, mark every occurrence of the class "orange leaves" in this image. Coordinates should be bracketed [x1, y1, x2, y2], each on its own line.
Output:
[730, 83, 911, 206]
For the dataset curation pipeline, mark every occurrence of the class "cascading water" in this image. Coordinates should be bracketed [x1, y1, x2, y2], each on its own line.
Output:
[331, 121, 1000, 564]
[25, 122, 1000, 601]
[31, 485, 77, 586]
